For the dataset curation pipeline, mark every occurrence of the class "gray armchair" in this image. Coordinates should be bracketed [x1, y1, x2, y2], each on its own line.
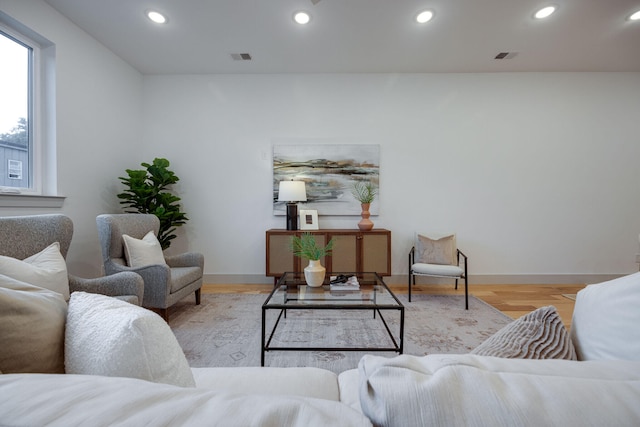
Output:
[96, 213, 203, 321]
[0, 214, 144, 305]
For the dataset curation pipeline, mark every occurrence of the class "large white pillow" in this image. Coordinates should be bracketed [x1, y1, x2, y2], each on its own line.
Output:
[0, 274, 67, 373]
[570, 272, 640, 361]
[0, 242, 69, 300]
[65, 292, 195, 387]
[122, 231, 166, 268]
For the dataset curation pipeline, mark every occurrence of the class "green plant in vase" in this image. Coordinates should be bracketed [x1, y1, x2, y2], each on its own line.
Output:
[290, 232, 334, 287]
[351, 180, 377, 231]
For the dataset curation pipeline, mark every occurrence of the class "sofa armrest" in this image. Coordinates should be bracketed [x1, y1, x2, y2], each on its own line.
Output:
[68, 272, 144, 306]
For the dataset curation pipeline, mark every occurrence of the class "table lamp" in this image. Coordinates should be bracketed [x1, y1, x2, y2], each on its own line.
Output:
[278, 180, 307, 230]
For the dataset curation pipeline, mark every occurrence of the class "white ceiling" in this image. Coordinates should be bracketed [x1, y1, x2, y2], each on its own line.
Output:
[44, 0, 640, 75]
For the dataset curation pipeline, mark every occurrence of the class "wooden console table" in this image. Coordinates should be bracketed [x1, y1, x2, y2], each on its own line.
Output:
[266, 228, 391, 281]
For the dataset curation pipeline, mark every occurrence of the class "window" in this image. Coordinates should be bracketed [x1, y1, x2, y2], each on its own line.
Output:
[0, 28, 33, 190]
[0, 13, 58, 205]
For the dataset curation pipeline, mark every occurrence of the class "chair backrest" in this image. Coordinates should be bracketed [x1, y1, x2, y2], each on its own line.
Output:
[96, 214, 160, 264]
[0, 214, 73, 260]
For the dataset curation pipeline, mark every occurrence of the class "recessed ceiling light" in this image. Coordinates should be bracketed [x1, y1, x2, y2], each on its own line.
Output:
[629, 10, 640, 21]
[146, 10, 167, 24]
[534, 6, 556, 19]
[416, 10, 434, 24]
[293, 11, 311, 25]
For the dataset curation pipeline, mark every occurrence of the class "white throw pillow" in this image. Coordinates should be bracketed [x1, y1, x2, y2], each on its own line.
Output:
[0, 274, 67, 373]
[0, 242, 69, 300]
[65, 292, 195, 387]
[122, 231, 166, 268]
[570, 272, 640, 361]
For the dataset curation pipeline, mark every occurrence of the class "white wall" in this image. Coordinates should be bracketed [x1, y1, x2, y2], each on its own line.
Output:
[0, 0, 144, 276]
[1, 1, 638, 285]
[143, 73, 640, 284]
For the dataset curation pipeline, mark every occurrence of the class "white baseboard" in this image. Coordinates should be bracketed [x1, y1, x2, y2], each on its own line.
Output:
[203, 273, 627, 286]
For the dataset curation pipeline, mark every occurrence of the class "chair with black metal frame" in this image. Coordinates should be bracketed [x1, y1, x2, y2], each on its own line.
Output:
[408, 233, 469, 309]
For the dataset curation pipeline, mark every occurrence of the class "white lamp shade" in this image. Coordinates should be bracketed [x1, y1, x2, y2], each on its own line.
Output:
[278, 180, 307, 202]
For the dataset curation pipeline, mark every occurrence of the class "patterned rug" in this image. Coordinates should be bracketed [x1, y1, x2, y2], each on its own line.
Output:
[169, 293, 513, 374]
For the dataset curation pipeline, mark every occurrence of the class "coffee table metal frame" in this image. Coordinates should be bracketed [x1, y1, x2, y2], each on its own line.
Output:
[261, 272, 404, 366]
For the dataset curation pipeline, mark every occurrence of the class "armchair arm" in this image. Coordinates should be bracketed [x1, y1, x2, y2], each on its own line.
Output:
[457, 249, 468, 275]
[408, 246, 415, 269]
[104, 260, 172, 308]
[165, 252, 204, 270]
[68, 272, 144, 306]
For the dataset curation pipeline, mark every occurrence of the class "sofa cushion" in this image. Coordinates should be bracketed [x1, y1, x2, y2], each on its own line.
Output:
[0, 274, 66, 373]
[471, 305, 576, 360]
[415, 233, 456, 265]
[0, 242, 69, 300]
[192, 366, 340, 401]
[570, 272, 640, 361]
[65, 292, 195, 387]
[0, 373, 373, 427]
[358, 353, 640, 427]
[122, 231, 166, 268]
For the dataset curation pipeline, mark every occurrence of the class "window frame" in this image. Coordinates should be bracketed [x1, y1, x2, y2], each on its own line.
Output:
[0, 12, 63, 207]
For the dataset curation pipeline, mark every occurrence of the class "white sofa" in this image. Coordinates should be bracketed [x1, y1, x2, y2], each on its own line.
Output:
[2, 272, 640, 426]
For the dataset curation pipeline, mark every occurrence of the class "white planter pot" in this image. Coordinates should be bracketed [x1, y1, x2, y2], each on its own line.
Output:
[304, 260, 326, 287]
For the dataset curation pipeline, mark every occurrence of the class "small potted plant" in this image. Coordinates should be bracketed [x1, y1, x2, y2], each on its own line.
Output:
[351, 180, 377, 231]
[290, 232, 334, 287]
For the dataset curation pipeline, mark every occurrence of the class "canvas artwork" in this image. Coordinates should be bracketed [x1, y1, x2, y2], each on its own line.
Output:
[273, 144, 380, 216]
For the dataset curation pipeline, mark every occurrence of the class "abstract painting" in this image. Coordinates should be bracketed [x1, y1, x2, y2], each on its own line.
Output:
[273, 144, 380, 216]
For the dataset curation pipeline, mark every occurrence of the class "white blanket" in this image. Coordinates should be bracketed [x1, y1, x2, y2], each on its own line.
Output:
[359, 354, 640, 427]
[0, 373, 372, 427]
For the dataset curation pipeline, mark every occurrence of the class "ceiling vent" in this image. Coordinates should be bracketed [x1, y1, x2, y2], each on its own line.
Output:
[494, 52, 518, 60]
[231, 53, 252, 61]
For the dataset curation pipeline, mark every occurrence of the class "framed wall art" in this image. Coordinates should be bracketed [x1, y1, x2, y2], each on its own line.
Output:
[299, 209, 319, 230]
[273, 144, 380, 216]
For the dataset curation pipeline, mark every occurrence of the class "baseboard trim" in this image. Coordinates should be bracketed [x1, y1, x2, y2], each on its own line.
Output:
[203, 273, 627, 286]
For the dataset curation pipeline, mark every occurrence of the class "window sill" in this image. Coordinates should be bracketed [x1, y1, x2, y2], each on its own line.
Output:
[0, 194, 66, 208]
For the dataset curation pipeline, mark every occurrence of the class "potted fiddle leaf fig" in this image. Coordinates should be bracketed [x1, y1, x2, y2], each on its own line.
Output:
[290, 232, 334, 287]
[117, 157, 188, 250]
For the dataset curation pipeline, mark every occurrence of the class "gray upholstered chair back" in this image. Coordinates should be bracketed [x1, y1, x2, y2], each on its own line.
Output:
[96, 214, 160, 263]
[0, 214, 73, 260]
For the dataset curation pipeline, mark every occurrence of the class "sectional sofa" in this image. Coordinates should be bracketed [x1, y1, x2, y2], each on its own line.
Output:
[1, 267, 639, 425]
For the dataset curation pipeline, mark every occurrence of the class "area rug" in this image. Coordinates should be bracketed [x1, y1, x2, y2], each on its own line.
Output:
[169, 293, 513, 374]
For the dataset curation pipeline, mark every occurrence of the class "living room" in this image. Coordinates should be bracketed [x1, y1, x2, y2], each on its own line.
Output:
[1, 0, 639, 290]
[2, 1, 640, 425]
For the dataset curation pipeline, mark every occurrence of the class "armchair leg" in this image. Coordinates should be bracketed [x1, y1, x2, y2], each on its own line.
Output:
[464, 276, 468, 310]
[408, 273, 412, 302]
[159, 308, 169, 322]
[195, 288, 201, 305]
[455, 279, 458, 290]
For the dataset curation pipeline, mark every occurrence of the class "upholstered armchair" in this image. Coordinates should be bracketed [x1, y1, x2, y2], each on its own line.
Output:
[408, 232, 468, 309]
[0, 214, 144, 305]
[96, 213, 204, 321]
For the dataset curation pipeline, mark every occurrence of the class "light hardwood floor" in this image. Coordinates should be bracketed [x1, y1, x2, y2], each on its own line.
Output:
[202, 282, 585, 329]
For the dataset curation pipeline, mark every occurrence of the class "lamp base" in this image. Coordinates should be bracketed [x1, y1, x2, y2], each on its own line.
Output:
[286, 202, 298, 230]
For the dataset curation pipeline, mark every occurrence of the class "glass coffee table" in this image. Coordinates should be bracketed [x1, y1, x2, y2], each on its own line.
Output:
[261, 272, 404, 366]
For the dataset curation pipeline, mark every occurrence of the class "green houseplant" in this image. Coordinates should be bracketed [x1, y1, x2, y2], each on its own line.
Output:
[351, 180, 377, 204]
[117, 158, 188, 250]
[290, 232, 334, 287]
[351, 180, 377, 231]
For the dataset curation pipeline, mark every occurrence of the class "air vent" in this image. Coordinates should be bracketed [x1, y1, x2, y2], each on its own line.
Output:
[495, 52, 518, 60]
[231, 53, 252, 61]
